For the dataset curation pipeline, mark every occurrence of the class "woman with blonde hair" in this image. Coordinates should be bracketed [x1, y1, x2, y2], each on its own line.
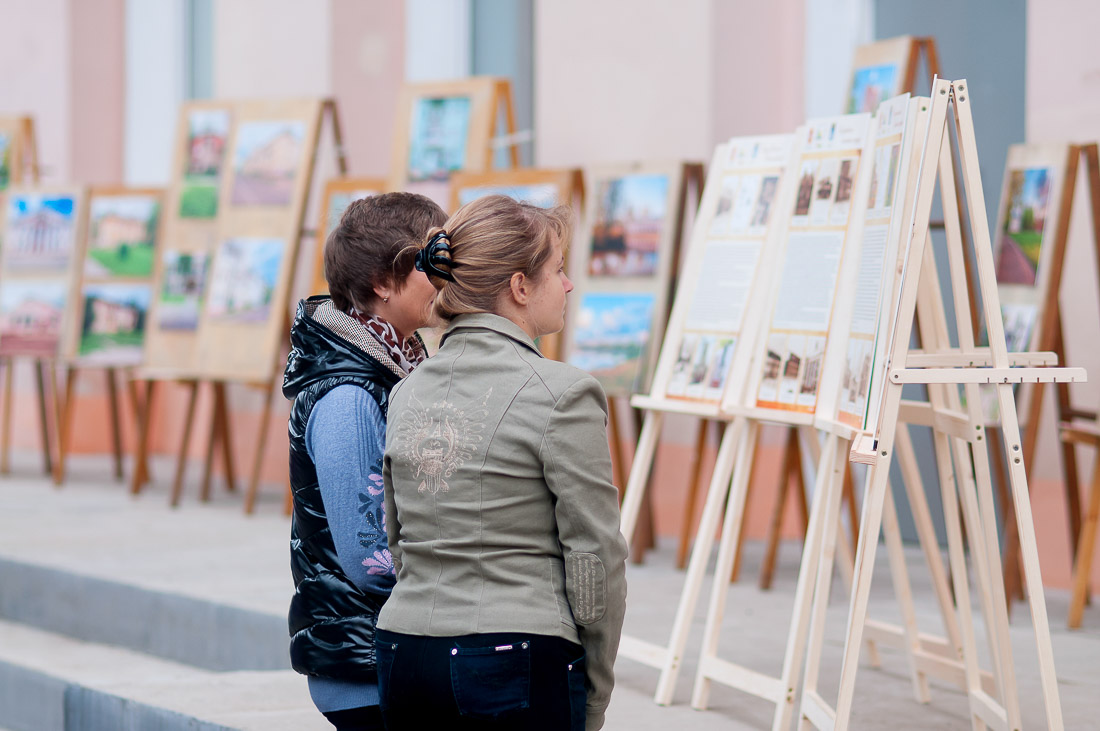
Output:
[378, 195, 628, 730]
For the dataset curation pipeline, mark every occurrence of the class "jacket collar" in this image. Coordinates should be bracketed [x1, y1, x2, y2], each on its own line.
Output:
[440, 312, 544, 358]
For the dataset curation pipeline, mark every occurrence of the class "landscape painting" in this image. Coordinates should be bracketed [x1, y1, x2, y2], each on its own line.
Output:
[568, 292, 656, 394]
[407, 96, 472, 182]
[206, 238, 284, 323]
[78, 283, 151, 365]
[230, 120, 306, 206]
[995, 167, 1051, 286]
[157, 250, 209, 331]
[589, 173, 669, 277]
[4, 193, 77, 271]
[0, 279, 67, 357]
[457, 183, 559, 209]
[85, 194, 160, 277]
[180, 108, 230, 218]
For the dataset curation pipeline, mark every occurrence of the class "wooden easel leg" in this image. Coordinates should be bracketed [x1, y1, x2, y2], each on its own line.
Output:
[842, 460, 859, 547]
[652, 417, 747, 706]
[676, 418, 711, 569]
[214, 382, 237, 493]
[760, 427, 799, 590]
[127, 377, 151, 487]
[1054, 315, 1087, 603]
[170, 380, 200, 507]
[200, 383, 220, 502]
[619, 410, 664, 545]
[130, 380, 155, 494]
[51, 365, 75, 487]
[730, 437, 763, 583]
[34, 360, 53, 476]
[105, 368, 124, 481]
[629, 406, 658, 561]
[881, 481, 931, 703]
[607, 398, 626, 495]
[1068, 456, 1100, 628]
[0, 359, 12, 475]
[244, 379, 276, 514]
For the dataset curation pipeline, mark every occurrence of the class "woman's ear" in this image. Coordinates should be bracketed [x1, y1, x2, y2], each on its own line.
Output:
[508, 271, 530, 305]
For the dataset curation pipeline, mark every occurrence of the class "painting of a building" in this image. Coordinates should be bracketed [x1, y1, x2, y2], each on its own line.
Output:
[5, 194, 77, 271]
[0, 281, 67, 357]
[230, 121, 305, 206]
[79, 284, 150, 364]
[206, 238, 284, 323]
[86, 195, 160, 277]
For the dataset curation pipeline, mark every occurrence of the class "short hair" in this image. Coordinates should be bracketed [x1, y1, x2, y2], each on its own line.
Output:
[324, 192, 447, 312]
[418, 195, 573, 321]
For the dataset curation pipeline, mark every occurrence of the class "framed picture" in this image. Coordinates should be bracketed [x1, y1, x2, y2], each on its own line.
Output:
[179, 108, 231, 219]
[451, 168, 583, 212]
[310, 177, 387, 296]
[564, 161, 697, 396]
[76, 283, 152, 365]
[4, 191, 79, 272]
[0, 279, 68, 357]
[205, 237, 285, 324]
[229, 120, 307, 207]
[0, 116, 36, 191]
[156, 250, 209, 331]
[85, 192, 161, 278]
[845, 36, 917, 115]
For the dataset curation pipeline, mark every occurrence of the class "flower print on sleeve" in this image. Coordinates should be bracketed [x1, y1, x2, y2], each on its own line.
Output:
[357, 462, 395, 576]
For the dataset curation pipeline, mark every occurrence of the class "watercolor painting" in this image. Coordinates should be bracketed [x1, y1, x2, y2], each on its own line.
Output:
[569, 292, 656, 393]
[230, 120, 306, 206]
[457, 183, 560, 209]
[4, 193, 77, 271]
[206, 238, 284, 323]
[180, 108, 230, 218]
[847, 63, 899, 114]
[589, 173, 669, 277]
[0, 132, 11, 190]
[78, 283, 151, 364]
[0, 279, 67, 357]
[85, 194, 160, 278]
[157, 250, 209, 331]
[407, 96, 472, 182]
[995, 167, 1051, 286]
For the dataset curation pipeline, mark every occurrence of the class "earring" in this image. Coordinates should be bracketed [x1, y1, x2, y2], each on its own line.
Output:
[383, 296, 389, 304]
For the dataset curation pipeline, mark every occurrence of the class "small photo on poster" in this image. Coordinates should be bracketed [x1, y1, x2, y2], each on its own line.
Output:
[749, 175, 780, 231]
[792, 161, 818, 223]
[797, 336, 826, 407]
[589, 173, 669, 277]
[683, 335, 715, 399]
[779, 334, 805, 404]
[829, 157, 857, 225]
[758, 333, 786, 403]
[408, 96, 473, 183]
[666, 334, 698, 397]
[704, 337, 737, 401]
[727, 174, 761, 233]
[708, 176, 740, 238]
[809, 159, 838, 226]
[840, 337, 874, 422]
[995, 167, 1051, 286]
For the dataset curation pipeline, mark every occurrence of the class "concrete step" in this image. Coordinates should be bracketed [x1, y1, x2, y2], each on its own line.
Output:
[0, 557, 288, 672]
[0, 619, 327, 731]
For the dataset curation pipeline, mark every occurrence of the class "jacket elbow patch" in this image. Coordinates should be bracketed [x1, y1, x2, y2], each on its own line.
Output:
[568, 552, 606, 625]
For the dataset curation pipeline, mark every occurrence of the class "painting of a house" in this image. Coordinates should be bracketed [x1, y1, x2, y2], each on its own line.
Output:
[157, 250, 209, 331]
[0, 280, 67, 357]
[78, 284, 150, 364]
[86, 194, 160, 277]
[180, 108, 230, 218]
[4, 193, 77, 271]
[589, 174, 669, 277]
[206, 238, 284, 323]
[230, 121, 306, 206]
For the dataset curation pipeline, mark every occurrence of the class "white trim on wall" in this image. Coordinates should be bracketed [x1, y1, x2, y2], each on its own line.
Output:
[405, 0, 471, 81]
[124, 0, 186, 185]
[804, 0, 874, 118]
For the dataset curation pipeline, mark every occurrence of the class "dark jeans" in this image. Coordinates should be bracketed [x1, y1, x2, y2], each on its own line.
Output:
[321, 704, 384, 731]
[376, 629, 586, 731]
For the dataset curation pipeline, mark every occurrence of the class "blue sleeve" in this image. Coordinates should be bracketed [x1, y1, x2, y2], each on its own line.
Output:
[305, 384, 395, 596]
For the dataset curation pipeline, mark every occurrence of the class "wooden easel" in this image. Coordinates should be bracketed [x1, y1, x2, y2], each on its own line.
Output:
[999, 144, 1100, 615]
[797, 78, 1080, 731]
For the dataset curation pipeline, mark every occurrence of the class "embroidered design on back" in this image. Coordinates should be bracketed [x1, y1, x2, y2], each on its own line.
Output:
[394, 389, 492, 494]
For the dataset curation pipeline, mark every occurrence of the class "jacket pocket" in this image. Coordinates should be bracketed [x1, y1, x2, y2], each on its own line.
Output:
[449, 641, 531, 720]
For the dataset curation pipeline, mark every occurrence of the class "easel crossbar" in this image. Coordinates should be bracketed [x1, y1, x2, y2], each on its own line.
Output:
[617, 635, 669, 670]
[897, 401, 975, 440]
[697, 656, 786, 703]
[904, 351, 1058, 367]
[889, 365, 1085, 385]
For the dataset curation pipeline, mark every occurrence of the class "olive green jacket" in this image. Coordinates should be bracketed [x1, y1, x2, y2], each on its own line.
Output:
[381, 313, 628, 730]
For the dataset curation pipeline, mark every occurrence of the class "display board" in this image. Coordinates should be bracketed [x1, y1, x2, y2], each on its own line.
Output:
[734, 114, 874, 421]
[65, 187, 164, 366]
[645, 136, 794, 411]
[830, 95, 924, 431]
[0, 116, 37, 191]
[0, 186, 87, 358]
[388, 78, 516, 208]
[194, 98, 327, 383]
[309, 177, 386, 296]
[845, 36, 917, 114]
[142, 101, 234, 376]
[564, 162, 690, 396]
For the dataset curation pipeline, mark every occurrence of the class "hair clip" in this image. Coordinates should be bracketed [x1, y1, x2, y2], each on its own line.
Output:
[415, 230, 461, 283]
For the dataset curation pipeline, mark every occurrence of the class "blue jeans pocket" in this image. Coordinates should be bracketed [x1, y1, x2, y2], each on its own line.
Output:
[566, 650, 587, 731]
[449, 640, 531, 720]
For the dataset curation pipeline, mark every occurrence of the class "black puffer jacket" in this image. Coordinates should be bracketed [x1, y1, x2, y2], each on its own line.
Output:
[283, 296, 401, 680]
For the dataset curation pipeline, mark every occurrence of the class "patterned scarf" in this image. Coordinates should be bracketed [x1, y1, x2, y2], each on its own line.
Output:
[350, 309, 426, 375]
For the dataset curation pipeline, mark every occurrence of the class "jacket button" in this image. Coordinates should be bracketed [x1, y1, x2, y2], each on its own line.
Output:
[451, 648, 458, 655]
[568, 664, 573, 671]
[391, 644, 397, 650]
